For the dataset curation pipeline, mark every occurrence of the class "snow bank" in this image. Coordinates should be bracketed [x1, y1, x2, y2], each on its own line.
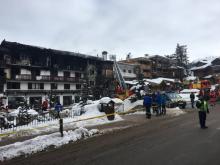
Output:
[123, 99, 143, 111]
[0, 100, 123, 139]
[0, 127, 99, 161]
[9, 107, 38, 117]
[166, 107, 186, 116]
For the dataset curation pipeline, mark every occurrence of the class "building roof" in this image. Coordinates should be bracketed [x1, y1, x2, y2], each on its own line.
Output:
[190, 56, 218, 71]
[0, 40, 105, 61]
[144, 77, 176, 84]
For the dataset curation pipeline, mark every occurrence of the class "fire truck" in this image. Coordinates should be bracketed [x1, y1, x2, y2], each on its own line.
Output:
[189, 80, 211, 89]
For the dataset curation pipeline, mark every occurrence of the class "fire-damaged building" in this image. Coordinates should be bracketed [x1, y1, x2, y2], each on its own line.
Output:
[0, 40, 114, 109]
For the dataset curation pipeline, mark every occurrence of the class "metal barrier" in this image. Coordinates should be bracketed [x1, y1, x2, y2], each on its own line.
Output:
[0, 104, 126, 134]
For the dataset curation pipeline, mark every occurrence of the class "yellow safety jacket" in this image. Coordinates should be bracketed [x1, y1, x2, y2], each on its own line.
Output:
[199, 101, 209, 112]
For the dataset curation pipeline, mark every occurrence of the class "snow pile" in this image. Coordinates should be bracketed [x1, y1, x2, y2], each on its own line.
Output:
[99, 97, 112, 104]
[166, 107, 186, 116]
[111, 98, 123, 104]
[9, 107, 38, 117]
[123, 99, 143, 111]
[0, 99, 123, 139]
[0, 127, 99, 161]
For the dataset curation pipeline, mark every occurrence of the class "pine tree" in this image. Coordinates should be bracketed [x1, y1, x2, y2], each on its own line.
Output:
[175, 44, 189, 69]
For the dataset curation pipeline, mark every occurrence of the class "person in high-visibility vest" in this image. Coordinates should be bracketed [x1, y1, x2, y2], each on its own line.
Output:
[196, 97, 209, 129]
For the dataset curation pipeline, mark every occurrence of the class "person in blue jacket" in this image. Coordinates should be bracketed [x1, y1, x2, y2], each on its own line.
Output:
[54, 101, 63, 118]
[156, 92, 162, 116]
[161, 93, 167, 115]
[143, 93, 152, 119]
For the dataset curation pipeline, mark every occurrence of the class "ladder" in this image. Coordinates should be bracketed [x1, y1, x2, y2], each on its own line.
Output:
[113, 61, 127, 90]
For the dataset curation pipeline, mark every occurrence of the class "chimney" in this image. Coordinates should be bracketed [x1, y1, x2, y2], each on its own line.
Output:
[102, 51, 108, 61]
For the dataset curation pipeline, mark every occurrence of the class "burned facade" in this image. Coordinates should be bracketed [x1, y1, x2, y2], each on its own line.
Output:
[0, 40, 114, 109]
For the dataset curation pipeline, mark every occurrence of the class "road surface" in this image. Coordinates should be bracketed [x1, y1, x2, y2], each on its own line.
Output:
[3, 105, 220, 165]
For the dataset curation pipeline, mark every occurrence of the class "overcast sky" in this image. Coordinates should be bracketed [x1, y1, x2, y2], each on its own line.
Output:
[0, 0, 220, 61]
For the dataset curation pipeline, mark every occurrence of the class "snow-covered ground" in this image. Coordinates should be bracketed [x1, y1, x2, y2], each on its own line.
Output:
[0, 127, 99, 161]
[124, 107, 185, 117]
[0, 97, 188, 161]
[1, 100, 123, 139]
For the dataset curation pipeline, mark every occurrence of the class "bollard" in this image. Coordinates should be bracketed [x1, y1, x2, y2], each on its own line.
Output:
[59, 118, 63, 137]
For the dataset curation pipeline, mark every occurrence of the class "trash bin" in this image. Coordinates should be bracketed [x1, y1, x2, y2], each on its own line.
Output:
[100, 101, 115, 121]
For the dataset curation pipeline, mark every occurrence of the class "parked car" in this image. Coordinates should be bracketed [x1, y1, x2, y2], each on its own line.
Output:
[164, 92, 186, 109]
[179, 89, 200, 102]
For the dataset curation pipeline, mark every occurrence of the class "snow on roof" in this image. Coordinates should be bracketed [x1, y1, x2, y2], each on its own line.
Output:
[145, 77, 175, 84]
[191, 56, 217, 64]
[125, 80, 138, 85]
[177, 66, 185, 69]
[203, 75, 213, 78]
[99, 97, 112, 104]
[185, 76, 197, 81]
[180, 89, 200, 93]
[111, 98, 123, 104]
[9, 107, 38, 117]
[191, 56, 218, 71]
[144, 81, 149, 85]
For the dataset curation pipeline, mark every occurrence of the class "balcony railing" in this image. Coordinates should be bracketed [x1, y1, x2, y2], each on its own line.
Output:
[53, 76, 64, 81]
[5, 89, 81, 95]
[15, 74, 32, 80]
[12, 74, 84, 82]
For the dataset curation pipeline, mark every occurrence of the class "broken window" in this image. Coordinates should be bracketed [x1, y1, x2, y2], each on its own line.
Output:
[7, 82, 20, 89]
[64, 84, 70, 89]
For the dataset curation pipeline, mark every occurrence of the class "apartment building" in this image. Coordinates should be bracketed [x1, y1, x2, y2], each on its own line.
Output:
[117, 62, 139, 81]
[0, 40, 114, 109]
[149, 55, 185, 80]
[119, 57, 152, 78]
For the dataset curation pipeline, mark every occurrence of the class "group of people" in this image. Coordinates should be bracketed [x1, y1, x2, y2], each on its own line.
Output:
[143, 89, 215, 130]
[143, 92, 166, 119]
[190, 89, 218, 109]
[41, 99, 63, 118]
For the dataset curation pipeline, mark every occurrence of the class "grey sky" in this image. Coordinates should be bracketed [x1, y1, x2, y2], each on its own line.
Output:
[0, 0, 220, 61]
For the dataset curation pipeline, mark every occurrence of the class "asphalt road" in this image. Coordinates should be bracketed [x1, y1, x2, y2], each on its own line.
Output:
[3, 105, 220, 165]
